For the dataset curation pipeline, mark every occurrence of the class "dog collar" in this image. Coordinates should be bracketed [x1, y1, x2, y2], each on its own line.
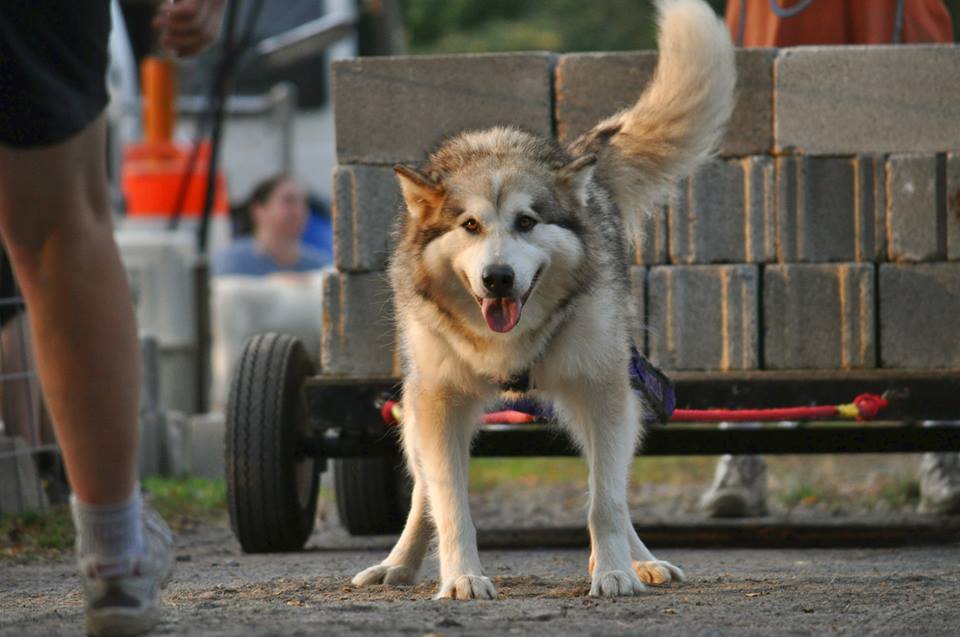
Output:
[494, 344, 675, 425]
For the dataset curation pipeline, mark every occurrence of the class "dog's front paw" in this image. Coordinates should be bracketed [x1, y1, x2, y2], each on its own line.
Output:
[634, 559, 685, 585]
[435, 574, 497, 600]
[590, 569, 645, 597]
[352, 563, 417, 586]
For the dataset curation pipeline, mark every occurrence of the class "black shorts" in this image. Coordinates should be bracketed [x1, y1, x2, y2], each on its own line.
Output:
[0, 2, 111, 149]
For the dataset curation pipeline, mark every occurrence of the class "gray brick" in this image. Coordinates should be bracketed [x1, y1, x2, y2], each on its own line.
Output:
[880, 263, 960, 369]
[334, 54, 553, 164]
[648, 265, 759, 371]
[886, 155, 946, 262]
[947, 154, 960, 260]
[776, 156, 884, 262]
[0, 437, 46, 516]
[555, 49, 773, 156]
[763, 264, 875, 370]
[775, 46, 960, 154]
[633, 206, 668, 265]
[321, 271, 398, 377]
[855, 155, 887, 261]
[333, 165, 401, 272]
[670, 157, 775, 264]
[628, 266, 647, 354]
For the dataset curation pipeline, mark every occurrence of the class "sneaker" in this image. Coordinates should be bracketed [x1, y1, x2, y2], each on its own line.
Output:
[78, 507, 174, 637]
[699, 454, 769, 518]
[918, 452, 960, 515]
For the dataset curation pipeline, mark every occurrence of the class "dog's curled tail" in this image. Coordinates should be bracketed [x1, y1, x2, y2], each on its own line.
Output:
[569, 0, 736, 244]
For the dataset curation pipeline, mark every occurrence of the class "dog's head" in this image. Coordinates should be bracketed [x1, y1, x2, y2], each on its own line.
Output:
[394, 128, 596, 337]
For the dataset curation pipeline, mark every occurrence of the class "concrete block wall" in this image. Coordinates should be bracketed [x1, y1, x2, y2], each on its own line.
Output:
[325, 45, 960, 375]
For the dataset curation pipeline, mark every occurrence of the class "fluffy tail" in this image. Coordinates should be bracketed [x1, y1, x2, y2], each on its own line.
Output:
[569, 0, 736, 243]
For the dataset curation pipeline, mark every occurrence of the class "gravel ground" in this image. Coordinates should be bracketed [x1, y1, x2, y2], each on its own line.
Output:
[3, 517, 960, 637]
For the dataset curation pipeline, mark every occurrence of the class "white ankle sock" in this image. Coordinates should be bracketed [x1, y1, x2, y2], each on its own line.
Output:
[70, 486, 145, 562]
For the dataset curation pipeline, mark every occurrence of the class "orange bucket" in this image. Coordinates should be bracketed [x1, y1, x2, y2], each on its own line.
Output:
[122, 141, 229, 217]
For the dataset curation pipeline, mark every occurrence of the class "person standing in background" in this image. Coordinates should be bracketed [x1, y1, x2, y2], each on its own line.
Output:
[0, 1, 225, 635]
[699, 0, 958, 519]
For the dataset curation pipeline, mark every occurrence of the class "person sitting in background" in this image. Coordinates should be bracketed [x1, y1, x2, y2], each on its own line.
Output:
[213, 173, 330, 277]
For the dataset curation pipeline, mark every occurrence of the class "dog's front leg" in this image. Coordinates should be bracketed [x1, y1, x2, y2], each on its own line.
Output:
[560, 381, 646, 597]
[406, 383, 495, 600]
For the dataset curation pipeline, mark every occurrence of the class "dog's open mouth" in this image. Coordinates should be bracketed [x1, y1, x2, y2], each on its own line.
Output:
[477, 269, 541, 333]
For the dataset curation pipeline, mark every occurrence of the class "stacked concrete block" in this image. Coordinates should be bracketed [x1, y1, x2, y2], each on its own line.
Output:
[669, 157, 775, 264]
[333, 54, 554, 164]
[325, 48, 960, 376]
[879, 264, 960, 369]
[776, 156, 885, 262]
[647, 265, 759, 371]
[886, 155, 946, 262]
[0, 437, 46, 516]
[333, 165, 402, 272]
[764, 264, 876, 370]
[554, 49, 774, 156]
[633, 206, 669, 265]
[947, 154, 960, 261]
[321, 271, 399, 377]
[775, 46, 960, 155]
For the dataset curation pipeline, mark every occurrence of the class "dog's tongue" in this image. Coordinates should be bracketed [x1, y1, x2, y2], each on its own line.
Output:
[481, 297, 522, 333]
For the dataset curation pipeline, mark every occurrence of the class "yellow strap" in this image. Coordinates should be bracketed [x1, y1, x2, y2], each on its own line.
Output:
[836, 403, 860, 420]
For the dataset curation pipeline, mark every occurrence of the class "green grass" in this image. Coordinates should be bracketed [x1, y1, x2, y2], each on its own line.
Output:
[1, 477, 227, 562]
[142, 476, 226, 524]
[877, 476, 921, 509]
[469, 456, 716, 492]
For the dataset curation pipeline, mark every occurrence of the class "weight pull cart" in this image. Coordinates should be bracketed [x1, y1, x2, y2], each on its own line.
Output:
[224, 332, 960, 554]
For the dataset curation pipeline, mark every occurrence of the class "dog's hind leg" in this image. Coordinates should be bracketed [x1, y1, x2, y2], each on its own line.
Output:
[586, 525, 686, 586]
[558, 380, 646, 597]
[627, 523, 686, 585]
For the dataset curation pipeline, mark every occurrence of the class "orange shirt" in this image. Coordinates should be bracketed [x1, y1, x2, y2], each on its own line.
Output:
[725, 0, 954, 46]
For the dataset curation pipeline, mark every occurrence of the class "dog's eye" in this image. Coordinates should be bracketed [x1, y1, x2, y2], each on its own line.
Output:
[462, 218, 480, 234]
[515, 215, 537, 232]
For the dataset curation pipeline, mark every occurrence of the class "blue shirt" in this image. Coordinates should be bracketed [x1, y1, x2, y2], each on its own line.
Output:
[212, 238, 330, 276]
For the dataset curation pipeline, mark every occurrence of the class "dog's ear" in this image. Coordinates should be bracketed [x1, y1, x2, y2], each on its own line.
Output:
[394, 164, 445, 221]
[555, 154, 597, 207]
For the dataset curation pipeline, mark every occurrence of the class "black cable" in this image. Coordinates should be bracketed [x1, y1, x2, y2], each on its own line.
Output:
[168, 0, 265, 242]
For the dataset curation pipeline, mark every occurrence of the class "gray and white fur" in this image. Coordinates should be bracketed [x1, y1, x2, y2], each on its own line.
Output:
[352, 0, 736, 599]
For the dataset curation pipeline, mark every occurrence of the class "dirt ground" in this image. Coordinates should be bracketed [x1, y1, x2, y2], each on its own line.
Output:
[4, 454, 960, 636]
[3, 517, 960, 637]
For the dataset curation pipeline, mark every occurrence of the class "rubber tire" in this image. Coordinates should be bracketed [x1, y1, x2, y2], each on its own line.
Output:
[334, 450, 412, 536]
[226, 333, 319, 553]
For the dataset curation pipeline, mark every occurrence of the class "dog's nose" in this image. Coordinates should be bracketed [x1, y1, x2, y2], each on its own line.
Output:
[481, 265, 515, 297]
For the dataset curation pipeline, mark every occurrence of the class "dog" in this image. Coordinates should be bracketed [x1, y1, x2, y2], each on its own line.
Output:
[352, 0, 736, 599]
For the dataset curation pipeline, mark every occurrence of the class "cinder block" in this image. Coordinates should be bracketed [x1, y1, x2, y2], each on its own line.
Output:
[947, 154, 960, 260]
[333, 165, 401, 272]
[879, 263, 960, 368]
[886, 155, 945, 262]
[0, 437, 46, 516]
[855, 155, 887, 261]
[334, 54, 553, 164]
[775, 46, 960, 154]
[763, 264, 875, 369]
[776, 156, 884, 262]
[628, 266, 647, 354]
[647, 265, 759, 371]
[555, 49, 774, 156]
[633, 206, 668, 265]
[321, 271, 398, 377]
[669, 157, 775, 264]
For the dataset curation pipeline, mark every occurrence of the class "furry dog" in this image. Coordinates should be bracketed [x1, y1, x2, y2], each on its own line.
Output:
[352, 0, 736, 599]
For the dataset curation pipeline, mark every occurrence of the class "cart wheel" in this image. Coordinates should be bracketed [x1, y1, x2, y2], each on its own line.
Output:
[226, 333, 319, 553]
[334, 451, 412, 536]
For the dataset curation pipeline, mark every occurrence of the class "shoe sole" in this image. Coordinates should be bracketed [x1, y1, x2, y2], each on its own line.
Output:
[86, 606, 160, 637]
